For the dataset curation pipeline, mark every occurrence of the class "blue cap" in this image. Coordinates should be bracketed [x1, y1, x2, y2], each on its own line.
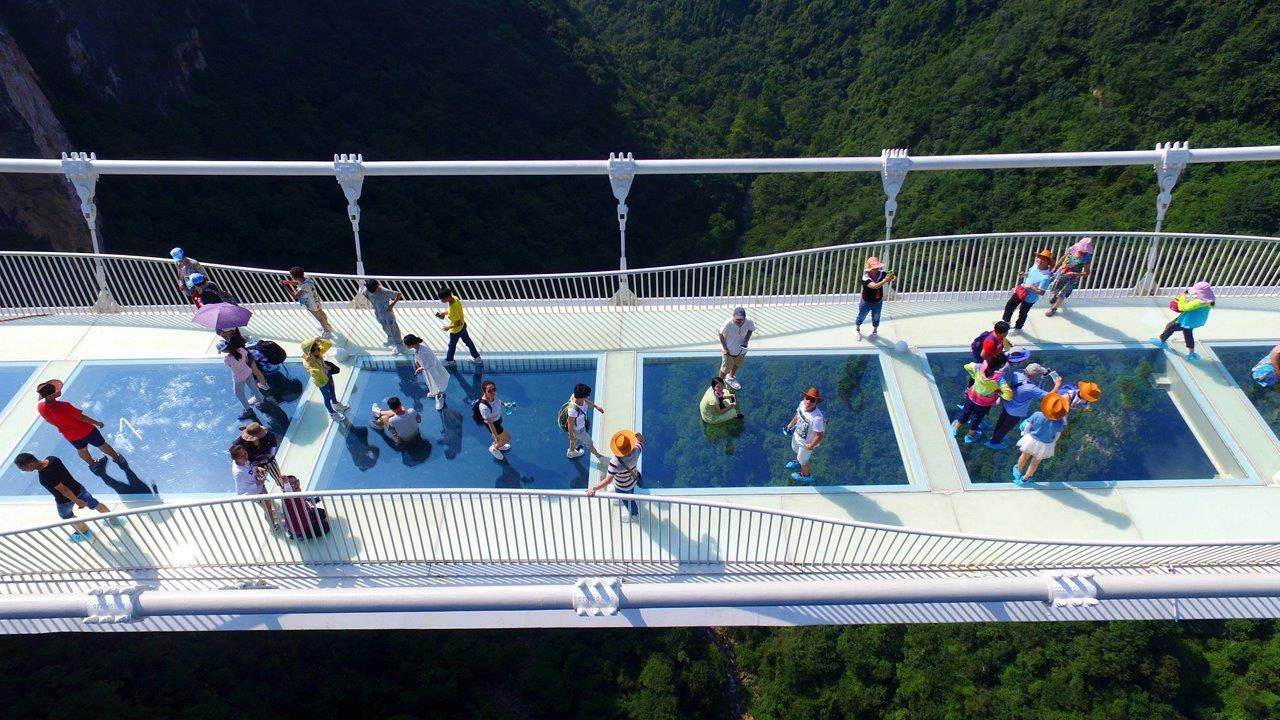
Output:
[170, 247, 185, 261]
[1008, 348, 1031, 363]
[186, 272, 206, 289]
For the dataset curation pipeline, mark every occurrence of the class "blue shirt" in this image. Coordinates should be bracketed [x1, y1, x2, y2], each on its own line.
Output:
[1025, 412, 1065, 443]
[1001, 371, 1049, 417]
[1022, 265, 1054, 304]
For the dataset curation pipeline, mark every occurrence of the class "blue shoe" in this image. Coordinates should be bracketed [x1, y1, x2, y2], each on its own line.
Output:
[790, 472, 814, 483]
[1186, 352, 1201, 361]
[963, 432, 982, 444]
[785, 460, 801, 470]
[106, 516, 127, 528]
[984, 440, 1007, 450]
[1012, 466, 1026, 486]
[68, 530, 93, 543]
[1148, 338, 1168, 349]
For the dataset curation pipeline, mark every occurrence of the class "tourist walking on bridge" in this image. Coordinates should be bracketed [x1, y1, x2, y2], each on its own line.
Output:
[474, 380, 510, 460]
[562, 383, 605, 460]
[1044, 237, 1094, 317]
[586, 430, 644, 521]
[1150, 281, 1215, 361]
[302, 337, 348, 421]
[224, 336, 267, 420]
[15, 453, 124, 542]
[404, 334, 449, 411]
[784, 386, 826, 483]
[436, 287, 482, 366]
[35, 379, 127, 473]
[362, 279, 404, 351]
[281, 266, 333, 338]
[855, 256, 896, 338]
[719, 307, 755, 390]
[952, 354, 1012, 444]
[1013, 393, 1070, 485]
[1001, 249, 1055, 333]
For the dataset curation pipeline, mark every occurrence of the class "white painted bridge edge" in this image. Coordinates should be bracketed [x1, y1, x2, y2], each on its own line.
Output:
[3, 231, 1280, 317]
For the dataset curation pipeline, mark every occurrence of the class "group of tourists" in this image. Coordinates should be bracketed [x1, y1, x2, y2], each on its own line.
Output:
[14, 239, 1280, 541]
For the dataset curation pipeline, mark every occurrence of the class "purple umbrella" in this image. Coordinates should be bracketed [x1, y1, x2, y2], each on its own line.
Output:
[192, 302, 253, 331]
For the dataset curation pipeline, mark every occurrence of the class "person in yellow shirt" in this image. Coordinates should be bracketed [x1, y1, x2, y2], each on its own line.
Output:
[434, 287, 483, 366]
[301, 337, 349, 421]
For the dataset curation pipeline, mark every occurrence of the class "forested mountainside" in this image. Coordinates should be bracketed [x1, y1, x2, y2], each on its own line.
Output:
[2, 0, 1279, 273]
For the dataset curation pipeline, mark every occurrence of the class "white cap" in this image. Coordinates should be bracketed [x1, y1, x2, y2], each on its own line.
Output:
[1025, 363, 1047, 377]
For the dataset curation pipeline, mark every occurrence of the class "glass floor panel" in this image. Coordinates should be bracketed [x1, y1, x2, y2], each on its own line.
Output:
[927, 348, 1222, 484]
[0, 360, 310, 497]
[312, 356, 600, 491]
[0, 362, 42, 420]
[1210, 343, 1280, 440]
[640, 353, 908, 489]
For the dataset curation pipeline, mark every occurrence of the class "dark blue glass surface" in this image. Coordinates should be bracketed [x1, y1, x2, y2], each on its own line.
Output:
[0, 360, 310, 496]
[312, 357, 599, 490]
[928, 348, 1217, 483]
[0, 363, 40, 417]
[640, 354, 908, 488]
[1212, 343, 1280, 440]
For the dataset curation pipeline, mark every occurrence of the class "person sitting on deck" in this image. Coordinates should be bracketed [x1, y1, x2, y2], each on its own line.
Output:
[370, 396, 423, 446]
[700, 376, 742, 424]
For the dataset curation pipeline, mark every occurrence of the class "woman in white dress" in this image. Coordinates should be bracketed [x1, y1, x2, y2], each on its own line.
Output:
[404, 334, 449, 411]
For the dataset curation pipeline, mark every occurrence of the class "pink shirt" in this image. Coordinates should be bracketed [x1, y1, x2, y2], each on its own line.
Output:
[224, 351, 254, 382]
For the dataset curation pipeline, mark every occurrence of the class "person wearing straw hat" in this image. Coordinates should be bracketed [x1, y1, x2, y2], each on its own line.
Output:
[586, 429, 645, 521]
[1001, 249, 1056, 334]
[1012, 392, 1070, 485]
[784, 386, 826, 483]
[718, 307, 755, 391]
[856, 256, 897, 339]
[1045, 237, 1094, 317]
[1066, 380, 1102, 412]
[232, 422, 281, 482]
[1150, 281, 1216, 361]
[986, 362, 1062, 450]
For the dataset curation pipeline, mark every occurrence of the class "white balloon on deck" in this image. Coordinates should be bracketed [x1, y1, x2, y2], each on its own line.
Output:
[894, 340, 910, 353]
[333, 346, 351, 362]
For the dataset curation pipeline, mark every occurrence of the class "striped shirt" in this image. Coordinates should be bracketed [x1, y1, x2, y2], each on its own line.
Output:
[607, 456, 638, 491]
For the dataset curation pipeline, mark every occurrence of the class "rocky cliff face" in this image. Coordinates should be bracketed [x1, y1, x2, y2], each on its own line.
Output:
[0, 0, 219, 251]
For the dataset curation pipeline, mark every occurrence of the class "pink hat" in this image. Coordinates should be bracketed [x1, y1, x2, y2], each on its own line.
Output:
[1191, 281, 1215, 302]
[1069, 237, 1093, 254]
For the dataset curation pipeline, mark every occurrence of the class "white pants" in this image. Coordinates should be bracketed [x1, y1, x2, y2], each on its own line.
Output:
[792, 433, 813, 464]
[233, 377, 264, 410]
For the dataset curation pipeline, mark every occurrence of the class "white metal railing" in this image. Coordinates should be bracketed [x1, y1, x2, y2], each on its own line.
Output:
[1, 490, 1278, 581]
[3, 231, 1279, 316]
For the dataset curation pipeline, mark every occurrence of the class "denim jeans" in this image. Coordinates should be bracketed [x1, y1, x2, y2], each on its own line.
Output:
[446, 325, 480, 362]
[615, 486, 639, 516]
[318, 380, 337, 412]
[855, 300, 883, 327]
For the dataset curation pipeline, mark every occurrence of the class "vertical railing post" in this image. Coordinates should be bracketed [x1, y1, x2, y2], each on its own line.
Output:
[607, 152, 638, 306]
[1137, 141, 1189, 295]
[880, 148, 910, 298]
[61, 151, 120, 313]
[335, 153, 371, 308]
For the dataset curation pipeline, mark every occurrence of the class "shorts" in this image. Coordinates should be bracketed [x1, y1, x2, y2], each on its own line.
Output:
[299, 294, 321, 312]
[69, 427, 106, 450]
[56, 487, 101, 518]
[791, 433, 813, 464]
[571, 428, 595, 453]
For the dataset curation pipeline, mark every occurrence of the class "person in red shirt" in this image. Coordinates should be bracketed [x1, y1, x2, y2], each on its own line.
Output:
[35, 379, 127, 473]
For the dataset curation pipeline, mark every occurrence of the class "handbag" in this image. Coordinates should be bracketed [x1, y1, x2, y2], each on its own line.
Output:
[1168, 298, 1180, 311]
[1014, 285, 1029, 301]
[324, 360, 341, 375]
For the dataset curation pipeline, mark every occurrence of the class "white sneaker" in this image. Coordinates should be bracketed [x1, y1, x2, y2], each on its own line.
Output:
[726, 376, 741, 391]
[333, 402, 350, 412]
[247, 396, 260, 406]
[620, 508, 636, 523]
[371, 403, 382, 419]
[498, 443, 511, 451]
[567, 448, 585, 459]
[329, 411, 345, 422]
[610, 499, 623, 507]
[434, 394, 445, 411]
[488, 445, 504, 460]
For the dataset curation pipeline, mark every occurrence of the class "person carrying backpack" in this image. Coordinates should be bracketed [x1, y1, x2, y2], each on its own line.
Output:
[970, 321, 1012, 362]
[952, 354, 1013, 444]
[562, 383, 605, 460]
[1149, 281, 1215, 361]
[472, 380, 510, 460]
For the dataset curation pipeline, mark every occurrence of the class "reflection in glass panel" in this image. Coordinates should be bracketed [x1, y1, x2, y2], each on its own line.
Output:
[641, 354, 908, 489]
[1212, 343, 1280, 440]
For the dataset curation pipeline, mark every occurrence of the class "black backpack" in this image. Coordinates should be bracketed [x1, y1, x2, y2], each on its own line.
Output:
[470, 398, 491, 426]
[252, 340, 288, 365]
[970, 330, 993, 360]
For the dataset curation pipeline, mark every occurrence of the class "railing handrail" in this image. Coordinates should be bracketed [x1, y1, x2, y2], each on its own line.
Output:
[5, 487, 1278, 553]
[6, 145, 1280, 176]
[4, 230, 1280, 283]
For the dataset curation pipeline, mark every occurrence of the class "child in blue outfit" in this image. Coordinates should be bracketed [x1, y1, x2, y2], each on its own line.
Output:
[1150, 281, 1215, 360]
[1012, 393, 1070, 485]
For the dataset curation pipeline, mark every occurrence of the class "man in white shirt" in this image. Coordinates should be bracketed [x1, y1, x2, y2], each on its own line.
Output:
[371, 396, 423, 445]
[784, 386, 826, 483]
[718, 307, 756, 391]
[231, 445, 277, 527]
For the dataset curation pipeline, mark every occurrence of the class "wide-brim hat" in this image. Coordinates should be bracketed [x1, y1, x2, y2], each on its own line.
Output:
[1041, 393, 1070, 421]
[864, 256, 885, 271]
[36, 378, 62, 397]
[1191, 281, 1216, 302]
[1070, 237, 1094, 254]
[802, 386, 824, 402]
[611, 429, 638, 456]
[1077, 381, 1102, 402]
[240, 422, 268, 441]
[1035, 249, 1055, 262]
[1007, 348, 1031, 364]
